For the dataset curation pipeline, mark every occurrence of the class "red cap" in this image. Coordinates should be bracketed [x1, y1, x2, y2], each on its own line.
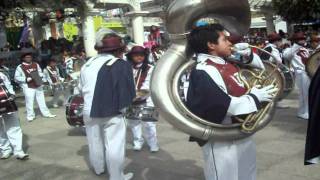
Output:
[267, 33, 281, 42]
[290, 32, 306, 41]
[95, 35, 126, 52]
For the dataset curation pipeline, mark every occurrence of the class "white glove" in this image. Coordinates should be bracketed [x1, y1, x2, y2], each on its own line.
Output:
[26, 77, 32, 82]
[234, 43, 251, 57]
[250, 85, 278, 102]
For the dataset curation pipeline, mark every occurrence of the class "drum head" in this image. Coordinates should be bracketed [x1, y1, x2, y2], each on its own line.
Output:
[306, 50, 320, 77]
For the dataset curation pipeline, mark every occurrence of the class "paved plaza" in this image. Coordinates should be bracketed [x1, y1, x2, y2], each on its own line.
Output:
[0, 89, 320, 180]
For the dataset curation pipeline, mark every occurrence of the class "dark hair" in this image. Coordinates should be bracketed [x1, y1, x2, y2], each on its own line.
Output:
[187, 24, 225, 55]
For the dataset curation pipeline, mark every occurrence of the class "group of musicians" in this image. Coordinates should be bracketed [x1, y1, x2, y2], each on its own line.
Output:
[0, 22, 319, 180]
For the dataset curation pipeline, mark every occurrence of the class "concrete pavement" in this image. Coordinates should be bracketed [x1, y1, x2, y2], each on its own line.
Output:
[0, 90, 319, 180]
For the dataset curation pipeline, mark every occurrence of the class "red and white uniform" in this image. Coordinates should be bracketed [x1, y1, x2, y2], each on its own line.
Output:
[43, 66, 70, 106]
[0, 72, 27, 157]
[14, 62, 53, 121]
[283, 43, 310, 119]
[128, 63, 159, 151]
[194, 53, 265, 180]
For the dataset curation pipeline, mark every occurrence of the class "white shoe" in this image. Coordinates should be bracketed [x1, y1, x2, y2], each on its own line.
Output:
[44, 114, 56, 118]
[52, 104, 59, 108]
[150, 145, 160, 152]
[1, 151, 12, 159]
[27, 117, 35, 122]
[133, 143, 143, 151]
[124, 172, 134, 180]
[15, 152, 29, 160]
[297, 113, 309, 120]
[276, 103, 289, 109]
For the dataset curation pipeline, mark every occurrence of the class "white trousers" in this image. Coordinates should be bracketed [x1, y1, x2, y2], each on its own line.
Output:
[295, 71, 310, 116]
[23, 86, 51, 119]
[51, 89, 71, 106]
[202, 137, 256, 180]
[128, 120, 158, 148]
[0, 112, 25, 155]
[84, 114, 127, 180]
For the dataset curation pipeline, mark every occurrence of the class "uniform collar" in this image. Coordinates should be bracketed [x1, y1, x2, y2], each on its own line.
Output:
[316, 44, 320, 50]
[197, 53, 226, 64]
[267, 43, 277, 49]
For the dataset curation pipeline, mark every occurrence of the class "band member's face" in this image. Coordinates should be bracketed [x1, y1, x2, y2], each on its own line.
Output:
[132, 54, 145, 64]
[208, 32, 232, 57]
[49, 62, 57, 67]
[274, 40, 283, 48]
[23, 55, 33, 63]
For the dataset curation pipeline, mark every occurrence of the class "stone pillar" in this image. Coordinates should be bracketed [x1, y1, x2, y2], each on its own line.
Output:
[132, 16, 144, 45]
[264, 13, 276, 34]
[81, 1, 97, 57]
[127, 0, 145, 45]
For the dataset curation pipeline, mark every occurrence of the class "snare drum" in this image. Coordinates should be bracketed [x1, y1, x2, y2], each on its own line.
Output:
[63, 79, 78, 89]
[0, 85, 17, 115]
[65, 94, 84, 126]
[278, 64, 295, 99]
[125, 104, 158, 122]
[52, 83, 64, 94]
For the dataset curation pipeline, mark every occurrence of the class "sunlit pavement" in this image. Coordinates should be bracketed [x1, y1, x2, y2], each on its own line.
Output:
[0, 89, 319, 180]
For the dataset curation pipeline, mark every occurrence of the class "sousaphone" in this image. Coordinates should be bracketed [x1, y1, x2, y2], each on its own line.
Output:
[150, 0, 282, 141]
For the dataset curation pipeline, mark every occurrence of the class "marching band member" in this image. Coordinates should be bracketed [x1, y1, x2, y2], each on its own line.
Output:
[43, 58, 69, 108]
[283, 32, 310, 120]
[14, 48, 56, 122]
[79, 30, 135, 180]
[62, 50, 81, 94]
[126, 46, 160, 152]
[260, 33, 283, 64]
[0, 65, 29, 160]
[186, 24, 277, 180]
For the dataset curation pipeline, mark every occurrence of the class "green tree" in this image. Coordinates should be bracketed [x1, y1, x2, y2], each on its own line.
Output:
[272, 0, 320, 23]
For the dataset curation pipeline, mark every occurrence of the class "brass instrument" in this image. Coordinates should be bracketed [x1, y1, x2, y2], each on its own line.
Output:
[306, 49, 320, 77]
[150, 0, 283, 141]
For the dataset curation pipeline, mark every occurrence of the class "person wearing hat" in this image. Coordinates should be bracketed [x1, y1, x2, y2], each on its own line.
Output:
[14, 48, 56, 122]
[283, 32, 310, 120]
[79, 29, 135, 180]
[186, 24, 276, 180]
[43, 58, 68, 108]
[126, 46, 160, 152]
[0, 71, 29, 160]
[260, 32, 283, 64]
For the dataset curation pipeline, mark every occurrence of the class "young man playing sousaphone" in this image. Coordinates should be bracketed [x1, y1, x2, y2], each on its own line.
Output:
[126, 46, 160, 152]
[43, 58, 70, 108]
[186, 24, 277, 180]
[79, 29, 135, 180]
[14, 48, 56, 122]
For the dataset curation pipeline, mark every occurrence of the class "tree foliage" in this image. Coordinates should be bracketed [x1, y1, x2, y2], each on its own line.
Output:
[272, 0, 320, 23]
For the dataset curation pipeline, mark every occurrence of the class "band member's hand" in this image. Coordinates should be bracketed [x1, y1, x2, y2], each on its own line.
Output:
[250, 85, 278, 102]
[8, 94, 15, 100]
[233, 43, 251, 57]
[26, 77, 32, 82]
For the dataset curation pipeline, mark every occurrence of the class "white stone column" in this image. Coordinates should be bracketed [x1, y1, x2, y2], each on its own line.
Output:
[82, 15, 97, 57]
[81, 1, 97, 57]
[132, 16, 144, 45]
